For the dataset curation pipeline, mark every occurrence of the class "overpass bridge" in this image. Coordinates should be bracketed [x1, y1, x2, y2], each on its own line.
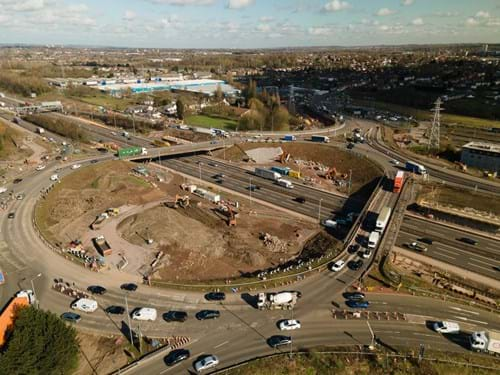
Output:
[127, 139, 233, 160]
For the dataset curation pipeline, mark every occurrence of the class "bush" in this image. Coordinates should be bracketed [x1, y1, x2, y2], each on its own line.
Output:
[24, 114, 89, 142]
[0, 71, 51, 97]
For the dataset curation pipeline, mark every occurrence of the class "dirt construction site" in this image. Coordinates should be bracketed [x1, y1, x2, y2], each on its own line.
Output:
[36, 159, 318, 282]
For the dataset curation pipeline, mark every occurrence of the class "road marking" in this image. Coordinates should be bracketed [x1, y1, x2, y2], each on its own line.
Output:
[453, 316, 488, 325]
[470, 257, 498, 267]
[438, 253, 456, 260]
[214, 340, 229, 349]
[467, 262, 494, 273]
[413, 333, 436, 338]
[449, 307, 480, 315]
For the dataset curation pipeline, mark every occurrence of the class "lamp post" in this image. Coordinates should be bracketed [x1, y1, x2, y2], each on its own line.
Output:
[30, 273, 42, 309]
[198, 162, 203, 182]
[317, 198, 323, 223]
[125, 294, 134, 346]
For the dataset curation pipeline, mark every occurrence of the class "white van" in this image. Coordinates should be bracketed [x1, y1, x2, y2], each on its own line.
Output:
[322, 219, 337, 229]
[71, 298, 98, 313]
[433, 321, 460, 334]
[132, 307, 157, 321]
[277, 179, 294, 189]
[367, 231, 380, 249]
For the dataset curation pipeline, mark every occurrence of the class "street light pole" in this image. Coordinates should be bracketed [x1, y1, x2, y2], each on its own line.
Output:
[125, 294, 134, 346]
[30, 273, 42, 309]
[317, 199, 323, 223]
[198, 162, 202, 182]
[249, 177, 252, 208]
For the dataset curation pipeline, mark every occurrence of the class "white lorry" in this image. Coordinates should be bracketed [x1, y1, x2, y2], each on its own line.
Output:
[375, 206, 391, 233]
[277, 179, 294, 189]
[367, 231, 380, 249]
[36, 127, 45, 134]
[257, 291, 299, 310]
[470, 331, 500, 355]
[254, 168, 281, 181]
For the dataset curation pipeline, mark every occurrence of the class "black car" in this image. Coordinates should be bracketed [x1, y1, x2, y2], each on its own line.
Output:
[7, 212, 15, 219]
[247, 185, 260, 191]
[205, 292, 226, 301]
[163, 311, 188, 322]
[121, 283, 138, 292]
[458, 237, 478, 246]
[268, 335, 292, 348]
[164, 349, 190, 366]
[295, 196, 306, 204]
[90, 160, 98, 164]
[105, 306, 125, 315]
[196, 310, 220, 320]
[347, 143, 355, 149]
[418, 237, 433, 245]
[61, 312, 81, 323]
[87, 285, 107, 295]
[348, 259, 363, 271]
[343, 292, 365, 301]
[348, 244, 360, 254]
[13, 178, 23, 184]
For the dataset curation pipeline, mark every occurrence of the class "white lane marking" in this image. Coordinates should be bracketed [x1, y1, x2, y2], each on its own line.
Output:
[466, 262, 494, 273]
[413, 333, 436, 337]
[214, 340, 229, 349]
[449, 306, 480, 315]
[453, 316, 488, 325]
[438, 253, 456, 260]
[470, 257, 498, 267]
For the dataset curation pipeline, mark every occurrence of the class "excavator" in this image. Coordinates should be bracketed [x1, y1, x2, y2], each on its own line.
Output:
[276, 152, 291, 164]
[322, 167, 348, 180]
[215, 204, 237, 226]
[165, 194, 190, 209]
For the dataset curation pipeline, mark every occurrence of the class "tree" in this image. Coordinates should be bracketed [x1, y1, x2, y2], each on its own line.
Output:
[0, 306, 79, 375]
[214, 84, 224, 102]
[176, 98, 185, 120]
[244, 79, 257, 104]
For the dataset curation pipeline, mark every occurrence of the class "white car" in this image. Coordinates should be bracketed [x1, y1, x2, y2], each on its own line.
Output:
[131, 307, 157, 321]
[279, 319, 301, 331]
[330, 260, 346, 272]
[50, 174, 59, 181]
[362, 249, 373, 259]
[433, 321, 460, 334]
[71, 164, 81, 170]
[194, 355, 219, 373]
[390, 159, 400, 165]
[0, 187, 7, 194]
[36, 165, 46, 171]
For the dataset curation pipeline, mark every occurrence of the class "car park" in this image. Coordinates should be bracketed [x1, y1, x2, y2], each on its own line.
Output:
[330, 260, 346, 272]
[61, 312, 81, 323]
[205, 292, 225, 301]
[343, 292, 365, 301]
[348, 244, 360, 254]
[87, 285, 107, 295]
[196, 310, 220, 320]
[121, 283, 138, 291]
[433, 321, 460, 334]
[164, 349, 190, 366]
[163, 311, 188, 322]
[194, 354, 219, 372]
[347, 259, 363, 270]
[345, 300, 370, 309]
[132, 307, 157, 321]
[268, 335, 292, 348]
[279, 319, 301, 331]
[105, 306, 125, 315]
[458, 237, 478, 245]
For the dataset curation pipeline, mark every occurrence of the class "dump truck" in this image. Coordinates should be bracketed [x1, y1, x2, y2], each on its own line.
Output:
[257, 291, 299, 310]
[311, 135, 330, 143]
[254, 168, 281, 181]
[90, 213, 109, 230]
[470, 331, 500, 355]
[93, 235, 112, 256]
[0, 290, 35, 347]
[393, 170, 404, 193]
[117, 147, 148, 159]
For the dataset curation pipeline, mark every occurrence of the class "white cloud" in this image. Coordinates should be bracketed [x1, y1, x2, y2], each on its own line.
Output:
[123, 10, 136, 21]
[0, 0, 52, 12]
[434, 11, 459, 17]
[149, 0, 215, 5]
[376, 8, 396, 17]
[160, 14, 182, 29]
[475, 11, 490, 19]
[259, 16, 273, 22]
[465, 17, 478, 27]
[323, 0, 350, 12]
[227, 0, 254, 9]
[401, 0, 414, 6]
[256, 23, 271, 33]
[412, 17, 424, 26]
[308, 27, 333, 36]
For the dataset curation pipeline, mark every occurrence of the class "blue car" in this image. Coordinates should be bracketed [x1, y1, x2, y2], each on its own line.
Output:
[345, 300, 370, 309]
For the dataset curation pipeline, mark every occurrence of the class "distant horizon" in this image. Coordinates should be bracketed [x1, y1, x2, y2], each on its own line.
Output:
[0, 0, 498, 48]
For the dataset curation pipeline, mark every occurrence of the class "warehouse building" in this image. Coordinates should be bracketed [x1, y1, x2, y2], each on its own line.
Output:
[460, 141, 500, 173]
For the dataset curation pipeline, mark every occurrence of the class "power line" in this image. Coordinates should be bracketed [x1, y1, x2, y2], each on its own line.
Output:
[428, 98, 443, 151]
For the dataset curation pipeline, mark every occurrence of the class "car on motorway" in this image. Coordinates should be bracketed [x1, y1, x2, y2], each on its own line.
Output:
[87, 285, 107, 295]
[121, 283, 138, 292]
[433, 321, 460, 334]
[15, 193, 25, 200]
[212, 173, 225, 179]
[36, 165, 46, 171]
[13, 178, 23, 184]
[247, 184, 260, 191]
[111, 131, 117, 136]
[196, 310, 220, 320]
[330, 259, 346, 272]
[295, 196, 306, 204]
[71, 164, 81, 170]
[50, 174, 59, 181]
[418, 237, 433, 245]
[347, 142, 355, 149]
[163, 311, 188, 322]
[406, 242, 427, 252]
[208, 162, 219, 167]
[105, 305, 125, 315]
[268, 335, 292, 348]
[205, 292, 226, 301]
[458, 237, 478, 246]
[345, 300, 370, 309]
[390, 159, 400, 165]
[494, 265, 500, 272]
[362, 249, 373, 259]
[347, 259, 363, 270]
[343, 292, 365, 301]
[279, 319, 301, 331]
[164, 349, 190, 366]
[348, 244, 360, 254]
[194, 354, 219, 372]
[61, 312, 81, 323]
[7, 212, 15, 219]
[90, 160, 98, 164]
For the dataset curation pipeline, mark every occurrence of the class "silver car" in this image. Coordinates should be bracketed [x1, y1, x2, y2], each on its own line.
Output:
[194, 355, 219, 372]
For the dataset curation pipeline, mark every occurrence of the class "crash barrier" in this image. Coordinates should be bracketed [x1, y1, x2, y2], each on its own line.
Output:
[332, 309, 407, 321]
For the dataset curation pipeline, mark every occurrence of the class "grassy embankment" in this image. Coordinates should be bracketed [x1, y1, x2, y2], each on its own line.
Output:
[185, 114, 238, 131]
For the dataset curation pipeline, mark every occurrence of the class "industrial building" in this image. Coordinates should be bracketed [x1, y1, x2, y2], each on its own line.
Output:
[461, 141, 500, 173]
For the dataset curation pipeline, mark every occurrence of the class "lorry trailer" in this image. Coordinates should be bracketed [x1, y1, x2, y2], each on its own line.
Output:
[282, 135, 296, 141]
[393, 171, 404, 193]
[367, 231, 380, 249]
[470, 330, 500, 355]
[117, 147, 147, 159]
[311, 135, 330, 143]
[406, 160, 427, 175]
[254, 168, 281, 181]
[375, 206, 392, 233]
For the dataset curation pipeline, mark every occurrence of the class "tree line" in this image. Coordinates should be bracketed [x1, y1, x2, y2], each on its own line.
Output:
[0, 71, 52, 97]
[24, 114, 89, 143]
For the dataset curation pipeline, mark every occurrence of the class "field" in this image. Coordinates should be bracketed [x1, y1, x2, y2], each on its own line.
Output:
[0, 119, 32, 161]
[185, 114, 238, 130]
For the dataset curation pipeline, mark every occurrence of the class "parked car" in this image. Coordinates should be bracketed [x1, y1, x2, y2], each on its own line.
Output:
[132, 307, 157, 321]
[16, 193, 25, 200]
[295, 196, 306, 204]
[362, 249, 372, 259]
[105, 306, 125, 315]
[121, 283, 138, 292]
[347, 259, 363, 270]
[268, 335, 292, 348]
[163, 311, 188, 322]
[330, 260, 346, 272]
[458, 237, 478, 245]
[61, 312, 81, 323]
[164, 349, 190, 366]
[196, 310, 220, 320]
[343, 292, 365, 301]
[50, 174, 59, 181]
[345, 300, 370, 309]
[433, 321, 460, 334]
[205, 292, 226, 301]
[279, 319, 301, 331]
[194, 354, 219, 372]
[348, 244, 360, 254]
[87, 285, 106, 295]
[13, 178, 23, 184]
[7, 212, 15, 219]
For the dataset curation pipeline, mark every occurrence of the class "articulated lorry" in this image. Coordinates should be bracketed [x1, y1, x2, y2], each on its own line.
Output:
[117, 147, 148, 159]
[257, 291, 299, 310]
[375, 206, 392, 233]
[470, 331, 500, 356]
[254, 168, 281, 181]
[311, 135, 330, 143]
[393, 171, 404, 193]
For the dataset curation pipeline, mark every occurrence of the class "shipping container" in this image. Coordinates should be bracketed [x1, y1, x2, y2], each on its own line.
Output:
[288, 170, 301, 178]
[271, 166, 290, 175]
[393, 171, 404, 193]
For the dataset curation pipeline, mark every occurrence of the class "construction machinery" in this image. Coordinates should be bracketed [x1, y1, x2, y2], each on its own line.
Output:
[216, 204, 237, 226]
[277, 152, 291, 164]
[106, 208, 119, 216]
[257, 291, 299, 310]
[165, 194, 190, 209]
[90, 213, 109, 230]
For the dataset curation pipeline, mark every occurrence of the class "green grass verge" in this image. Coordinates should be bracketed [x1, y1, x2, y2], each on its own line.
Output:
[185, 114, 238, 130]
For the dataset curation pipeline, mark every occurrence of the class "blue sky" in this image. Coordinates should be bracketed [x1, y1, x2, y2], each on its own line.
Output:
[0, 0, 499, 48]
